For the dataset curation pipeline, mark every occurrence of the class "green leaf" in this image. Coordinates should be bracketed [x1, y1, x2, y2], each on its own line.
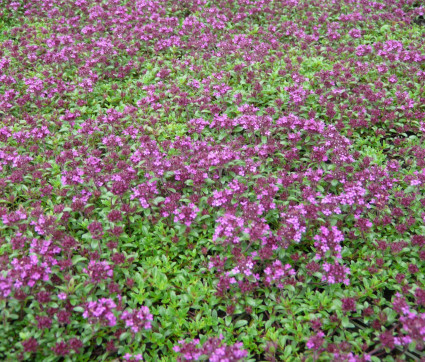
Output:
[265, 317, 275, 329]
[120, 332, 131, 341]
[225, 316, 232, 326]
[153, 196, 165, 205]
[341, 316, 354, 328]
[234, 320, 248, 328]
[72, 256, 87, 265]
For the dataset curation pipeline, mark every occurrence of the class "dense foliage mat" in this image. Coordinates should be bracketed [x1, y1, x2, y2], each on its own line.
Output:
[1, 0, 425, 360]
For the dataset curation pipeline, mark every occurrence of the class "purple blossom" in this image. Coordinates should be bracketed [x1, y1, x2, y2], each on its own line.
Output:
[82, 260, 113, 283]
[322, 261, 350, 285]
[82, 298, 117, 327]
[87, 221, 104, 240]
[348, 29, 362, 39]
[174, 335, 247, 361]
[174, 203, 200, 227]
[341, 297, 356, 313]
[313, 226, 344, 260]
[213, 213, 245, 245]
[120, 306, 153, 333]
[263, 260, 296, 288]
[130, 180, 159, 209]
[123, 353, 144, 361]
[306, 331, 325, 350]
[22, 338, 38, 353]
[52, 341, 70, 356]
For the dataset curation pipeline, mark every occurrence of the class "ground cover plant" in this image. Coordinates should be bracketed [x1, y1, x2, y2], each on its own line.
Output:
[0, 0, 425, 360]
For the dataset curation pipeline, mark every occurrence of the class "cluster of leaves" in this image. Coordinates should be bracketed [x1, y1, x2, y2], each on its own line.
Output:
[1, 0, 425, 360]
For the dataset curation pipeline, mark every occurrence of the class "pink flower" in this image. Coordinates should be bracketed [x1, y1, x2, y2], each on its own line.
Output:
[348, 28, 362, 38]
[388, 75, 398, 84]
[58, 292, 67, 300]
[306, 331, 325, 350]
[82, 298, 117, 327]
[120, 306, 153, 333]
[173, 203, 200, 227]
[83, 260, 113, 283]
[123, 353, 143, 361]
[322, 261, 350, 285]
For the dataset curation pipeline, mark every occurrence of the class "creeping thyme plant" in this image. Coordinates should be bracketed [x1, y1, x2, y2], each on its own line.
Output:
[1, 0, 425, 360]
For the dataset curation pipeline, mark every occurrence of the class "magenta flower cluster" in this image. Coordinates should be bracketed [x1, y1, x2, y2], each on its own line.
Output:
[173, 335, 248, 362]
[0, 0, 424, 359]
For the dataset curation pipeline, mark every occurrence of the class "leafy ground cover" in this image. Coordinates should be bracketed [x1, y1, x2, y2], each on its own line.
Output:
[1, 0, 425, 360]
